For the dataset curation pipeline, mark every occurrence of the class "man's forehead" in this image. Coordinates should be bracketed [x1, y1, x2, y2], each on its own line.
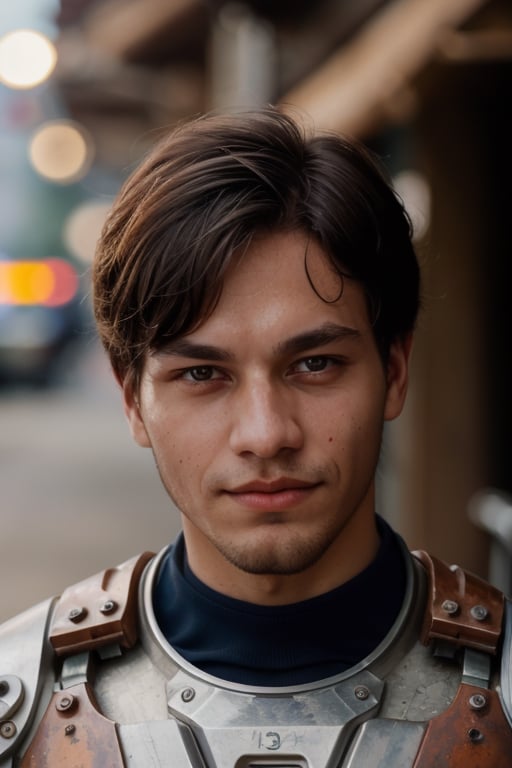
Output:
[151, 229, 371, 360]
[226, 229, 344, 297]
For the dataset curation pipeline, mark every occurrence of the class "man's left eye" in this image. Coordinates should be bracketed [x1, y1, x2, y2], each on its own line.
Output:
[296, 357, 332, 373]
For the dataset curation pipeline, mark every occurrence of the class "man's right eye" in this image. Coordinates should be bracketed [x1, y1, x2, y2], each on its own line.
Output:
[182, 366, 217, 382]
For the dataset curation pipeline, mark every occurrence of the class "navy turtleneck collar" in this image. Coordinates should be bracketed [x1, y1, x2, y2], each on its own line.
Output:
[153, 516, 407, 686]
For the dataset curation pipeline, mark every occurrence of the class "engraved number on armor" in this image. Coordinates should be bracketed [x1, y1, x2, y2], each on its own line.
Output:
[261, 731, 281, 750]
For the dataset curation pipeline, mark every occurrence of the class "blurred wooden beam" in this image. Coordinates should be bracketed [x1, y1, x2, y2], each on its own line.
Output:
[280, 0, 491, 137]
[83, 0, 206, 61]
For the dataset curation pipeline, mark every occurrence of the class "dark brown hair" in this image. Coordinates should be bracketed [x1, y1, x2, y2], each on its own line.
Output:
[93, 107, 420, 391]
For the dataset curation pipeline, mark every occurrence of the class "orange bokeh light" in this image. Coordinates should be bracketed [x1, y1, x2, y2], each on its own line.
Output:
[0, 259, 78, 307]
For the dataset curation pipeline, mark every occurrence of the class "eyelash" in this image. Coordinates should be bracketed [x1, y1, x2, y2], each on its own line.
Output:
[176, 356, 344, 384]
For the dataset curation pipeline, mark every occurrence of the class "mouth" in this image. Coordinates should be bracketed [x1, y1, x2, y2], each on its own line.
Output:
[225, 478, 321, 511]
[229, 478, 317, 493]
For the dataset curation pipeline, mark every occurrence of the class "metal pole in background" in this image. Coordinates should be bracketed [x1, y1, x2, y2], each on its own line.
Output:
[469, 489, 512, 597]
[209, 2, 277, 111]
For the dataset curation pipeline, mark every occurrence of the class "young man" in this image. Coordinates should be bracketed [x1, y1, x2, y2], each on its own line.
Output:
[1, 108, 511, 766]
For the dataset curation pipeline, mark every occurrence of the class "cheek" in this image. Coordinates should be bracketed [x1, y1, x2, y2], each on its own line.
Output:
[322, 395, 384, 454]
[148, 417, 217, 480]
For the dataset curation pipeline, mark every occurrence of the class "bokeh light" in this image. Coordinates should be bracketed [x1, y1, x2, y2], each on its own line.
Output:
[0, 29, 57, 89]
[393, 169, 430, 241]
[64, 199, 113, 264]
[0, 258, 78, 307]
[29, 120, 93, 184]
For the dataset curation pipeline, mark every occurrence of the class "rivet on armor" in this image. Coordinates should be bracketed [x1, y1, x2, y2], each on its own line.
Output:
[65, 724, 76, 736]
[441, 599, 459, 616]
[68, 606, 88, 623]
[354, 685, 370, 700]
[0, 680, 9, 697]
[181, 687, 196, 703]
[470, 605, 489, 622]
[469, 693, 487, 710]
[56, 694, 77, 713]
[468, 727, 484, 743]
[0, 721, 16, 739]
[99, 599, 118, 615]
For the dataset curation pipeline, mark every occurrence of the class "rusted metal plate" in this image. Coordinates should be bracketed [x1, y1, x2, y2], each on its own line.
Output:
[49, 552, 154, 656]
[413, 550, 504, 654]
[413, 682, 512, 767]
[20, 682, 125, 767]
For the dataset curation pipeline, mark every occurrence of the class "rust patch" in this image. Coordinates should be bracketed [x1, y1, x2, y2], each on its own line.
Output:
[413, 550, 504, 654]
[20, 682, 125, 767]
[50, 551, 154, 656]
[413, 683, 512, 767]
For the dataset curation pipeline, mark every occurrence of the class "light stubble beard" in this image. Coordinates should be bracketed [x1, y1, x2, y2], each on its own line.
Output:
[209, 521, 339, 576]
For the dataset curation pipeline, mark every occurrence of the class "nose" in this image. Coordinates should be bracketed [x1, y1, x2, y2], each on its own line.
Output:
[229, 378, 303, 459]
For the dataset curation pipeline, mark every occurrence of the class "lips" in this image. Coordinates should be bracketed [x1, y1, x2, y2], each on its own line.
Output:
[225, 478, 320, 511]
[228, 478, 318, 494]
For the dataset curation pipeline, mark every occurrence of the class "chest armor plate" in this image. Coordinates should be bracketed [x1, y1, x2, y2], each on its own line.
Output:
[10, 546, 512, 767]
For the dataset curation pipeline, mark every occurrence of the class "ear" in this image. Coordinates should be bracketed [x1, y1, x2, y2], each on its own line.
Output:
[383, 333, 413, 422]
[122, 381, 152, 448]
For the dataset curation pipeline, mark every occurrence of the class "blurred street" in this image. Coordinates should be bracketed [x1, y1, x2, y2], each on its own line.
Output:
[0, 341, 178, 622]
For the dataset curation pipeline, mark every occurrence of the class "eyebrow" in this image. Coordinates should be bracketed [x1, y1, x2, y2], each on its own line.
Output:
[277, 322, 361, 357]
[155, 339, 235, 362]
[155, 323, 361, 362]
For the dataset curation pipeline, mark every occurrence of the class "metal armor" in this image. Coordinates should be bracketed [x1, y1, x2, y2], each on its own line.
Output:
[1, 540, 512, 767]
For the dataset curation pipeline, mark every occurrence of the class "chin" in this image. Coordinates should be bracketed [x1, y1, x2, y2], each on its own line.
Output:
[219, 531, 331, 576]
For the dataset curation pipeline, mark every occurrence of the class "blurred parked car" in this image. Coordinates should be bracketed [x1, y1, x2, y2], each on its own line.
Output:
[0, 255, 86, 387]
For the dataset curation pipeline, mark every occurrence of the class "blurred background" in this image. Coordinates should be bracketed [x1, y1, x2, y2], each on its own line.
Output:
[1, 0, 511, 620]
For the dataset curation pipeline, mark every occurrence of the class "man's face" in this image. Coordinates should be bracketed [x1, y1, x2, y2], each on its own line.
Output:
[124, 230, 410, 602]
